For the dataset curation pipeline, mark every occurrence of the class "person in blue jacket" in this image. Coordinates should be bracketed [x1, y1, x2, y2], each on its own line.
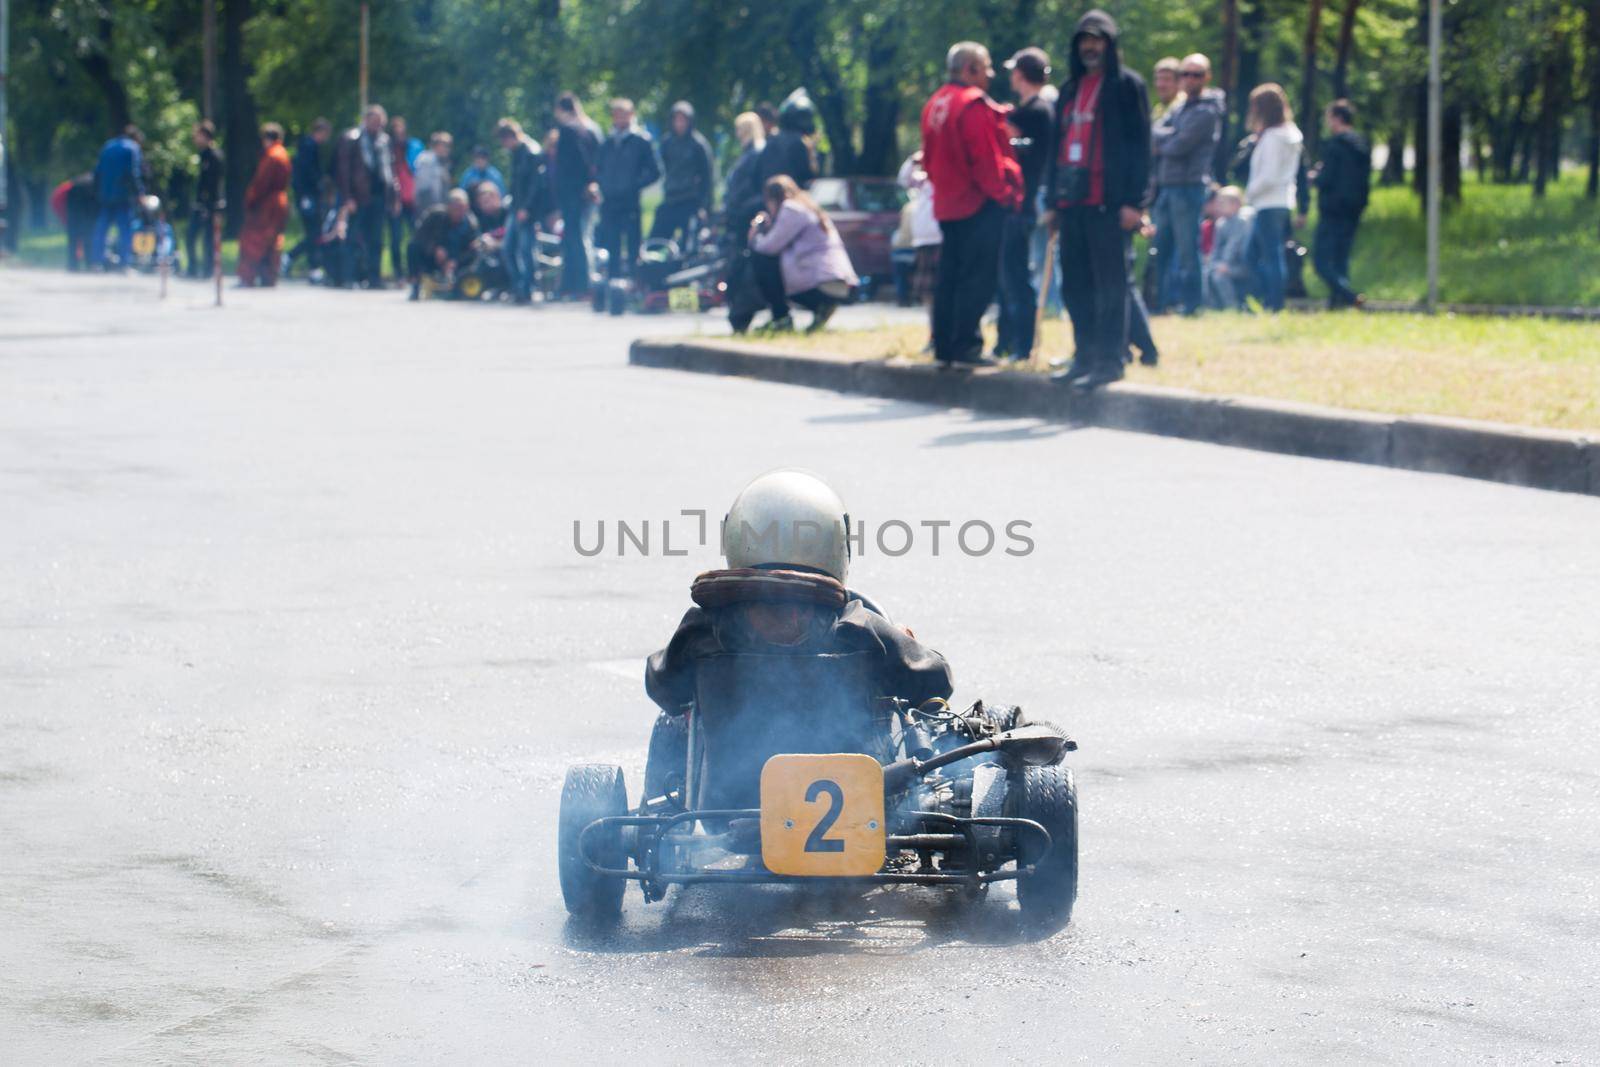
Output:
[92, 126, 146, 269]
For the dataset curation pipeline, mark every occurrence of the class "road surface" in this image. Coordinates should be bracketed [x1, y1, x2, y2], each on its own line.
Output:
[2, 268, 1596, 1063]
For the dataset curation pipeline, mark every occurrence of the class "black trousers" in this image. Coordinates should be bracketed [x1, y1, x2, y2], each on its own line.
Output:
[752, 251, 790, 320]
[595, 200, 642, 279]
[558, 196, 591, 294]
[1313, 212, 1361, 308]
[1126, 237, 1156, 359]
[933, 199, 1003, 363]
[185, 208, 215, 278]
[1058, 205, 1129, 372]
[996, 209, 1037, 357]
[649, 197, 700, 249]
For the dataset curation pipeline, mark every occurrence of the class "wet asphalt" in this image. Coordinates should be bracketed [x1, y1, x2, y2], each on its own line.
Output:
[2, 267, 1597, 1063]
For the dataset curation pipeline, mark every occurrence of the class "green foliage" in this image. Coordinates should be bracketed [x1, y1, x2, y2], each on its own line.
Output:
[1321, 172, 1600, 305]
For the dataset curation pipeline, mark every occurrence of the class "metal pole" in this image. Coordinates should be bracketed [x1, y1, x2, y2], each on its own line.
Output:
[1425, 0, 1442, 312]
[359, 3, 370, 114]
[1, 0, 11, 253]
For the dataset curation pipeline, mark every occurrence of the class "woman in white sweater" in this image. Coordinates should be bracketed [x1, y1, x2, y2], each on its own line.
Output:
[1244, 83, 1303, 311]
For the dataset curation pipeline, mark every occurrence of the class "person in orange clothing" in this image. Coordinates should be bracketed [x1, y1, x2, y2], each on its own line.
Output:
[238, 123, 292, 286]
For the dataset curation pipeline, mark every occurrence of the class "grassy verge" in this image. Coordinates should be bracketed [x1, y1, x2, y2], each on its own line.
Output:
[1302, 174, 1600, 307]
[737, 312, 1600, 432]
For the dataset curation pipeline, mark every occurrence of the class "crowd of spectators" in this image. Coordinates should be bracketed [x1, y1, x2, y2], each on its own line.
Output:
[49, 14, 1376, 379]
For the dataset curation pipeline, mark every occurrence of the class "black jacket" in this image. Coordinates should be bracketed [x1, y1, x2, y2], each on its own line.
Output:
[507, 138, 548, 218]
[555, 118, 601, 200]
[1314, 129, 1371, 218]
[723, 144, 766, 237]
[645, 598, 953, 716]
[414, 204, 480, 264]
[291, 134, 321, 203]
[194, 145, 225, 213]
[759, 130, 815, 189]
[1009, 91, 1055, 207]
[660, 126, 716, 208]
[596, 125, 662, 205]
[1044, 9, 1151, 212]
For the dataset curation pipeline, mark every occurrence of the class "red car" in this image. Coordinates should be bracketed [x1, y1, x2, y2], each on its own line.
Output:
[808, 176, 906, 284]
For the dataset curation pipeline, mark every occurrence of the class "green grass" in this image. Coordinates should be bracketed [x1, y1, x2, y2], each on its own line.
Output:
[1311, 174, 1600, 307]
[736, 311, 1600, 432]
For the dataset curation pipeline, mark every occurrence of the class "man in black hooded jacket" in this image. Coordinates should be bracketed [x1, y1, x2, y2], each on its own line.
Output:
[592, 98, 662, 279]
[1043, 9, 1150, 390]
[651, 101, 716, 248]
[1311, 99, 1371, 309]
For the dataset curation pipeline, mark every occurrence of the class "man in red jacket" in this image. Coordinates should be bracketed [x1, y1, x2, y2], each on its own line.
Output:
[920, 42, 1024, 366]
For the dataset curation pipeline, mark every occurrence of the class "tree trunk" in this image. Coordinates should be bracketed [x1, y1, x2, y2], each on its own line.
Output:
[1332, 0, 1362, 99]
[1533, 48, 1561, 197]
[1588, 0, 1600, 198]
[856, 15, 903, 176]
[222, 0, 259, 237]
[76, 9, 131, 134]
[1217, 0, 1241, 181]
[1301, 0, 1325, 157]
[1237, 0, 1264, 132]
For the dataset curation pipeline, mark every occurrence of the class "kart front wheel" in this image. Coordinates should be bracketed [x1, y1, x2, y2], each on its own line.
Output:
[1015, 764, 1078, 933]
[558, 763, 629, 919]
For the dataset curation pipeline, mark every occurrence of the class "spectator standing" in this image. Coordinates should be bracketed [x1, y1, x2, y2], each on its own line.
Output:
[749, 175, 859, 333]
[286, 118, 331, 278]
[186, 121, 225, 279]
[592, 99, 661, 280]
[91, 125, 145, 270]
[1202, 185, 1253, 308]
[896, 150, 944, 335]
[388, 115, 418, 285]
[759, 90, 817, 189]
[238, 123, 292, 287]
[996, 46, 1053, 361]
[1310, 99, 1371, 309]
[652, 101, 716, 248]
[1243, 83, 1302, 312]
[1151, 57, 1185, 119]
[553, 93, 602, 298]
[335, 104, 398, 288]
[1149, 54, 1223, 315]
[920, 41, 1023, 366]
[411, 131, 454, 215]
[458, 146, 506, 196]
[723, 112, 768, 245]
[1044, 10, 1151, 389]
[497, 118, 549, 304]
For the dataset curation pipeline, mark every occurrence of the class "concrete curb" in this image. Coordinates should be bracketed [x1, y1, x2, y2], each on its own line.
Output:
[630, 338, 1598, 497]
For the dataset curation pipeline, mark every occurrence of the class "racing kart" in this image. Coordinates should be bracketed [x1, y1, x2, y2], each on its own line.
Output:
[559, 646, 1079, 931]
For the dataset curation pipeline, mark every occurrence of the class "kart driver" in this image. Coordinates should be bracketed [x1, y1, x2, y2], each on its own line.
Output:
[646, 470, 954, 715]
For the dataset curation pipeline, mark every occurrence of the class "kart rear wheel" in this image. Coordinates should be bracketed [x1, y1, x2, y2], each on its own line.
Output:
[1015, 764, 1078, 933]
[558, 763, 629, 919]
[642, 712, 689, 806]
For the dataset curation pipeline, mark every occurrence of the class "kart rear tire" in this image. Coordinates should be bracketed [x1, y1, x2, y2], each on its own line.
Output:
[558, 763, 629, 919]
[1015, 764, 1078, 933]
[642, 712, 689, 805]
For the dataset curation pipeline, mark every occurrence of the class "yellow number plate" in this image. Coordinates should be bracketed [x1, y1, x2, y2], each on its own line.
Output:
[132, 231, 157, 256]
[760, 754, 886, 877]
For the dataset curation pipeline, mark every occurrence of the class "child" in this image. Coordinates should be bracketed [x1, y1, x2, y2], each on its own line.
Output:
[1203, 186, 1254, 311]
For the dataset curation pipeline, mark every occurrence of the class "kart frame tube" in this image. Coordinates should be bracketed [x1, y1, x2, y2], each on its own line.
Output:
[577, 808, 1053, 887]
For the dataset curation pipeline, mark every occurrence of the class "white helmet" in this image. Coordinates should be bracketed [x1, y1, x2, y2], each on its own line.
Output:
[722, 469, 850, 582]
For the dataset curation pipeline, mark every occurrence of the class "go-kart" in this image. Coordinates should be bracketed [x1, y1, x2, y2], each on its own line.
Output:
[558, 646, 1079, 931]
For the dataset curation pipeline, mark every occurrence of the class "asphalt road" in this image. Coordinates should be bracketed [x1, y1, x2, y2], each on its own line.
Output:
[3, 267, 1597, 1064]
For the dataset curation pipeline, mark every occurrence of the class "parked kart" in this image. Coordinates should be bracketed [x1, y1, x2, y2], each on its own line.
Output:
[419, 232, 513, 301]
[558, 628, 1079, 931]
[124, 195, 178, 274]
[590, 220, 729, 316]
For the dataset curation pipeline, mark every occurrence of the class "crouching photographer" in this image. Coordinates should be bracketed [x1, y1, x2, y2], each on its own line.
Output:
[407, 189, 480, 300]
